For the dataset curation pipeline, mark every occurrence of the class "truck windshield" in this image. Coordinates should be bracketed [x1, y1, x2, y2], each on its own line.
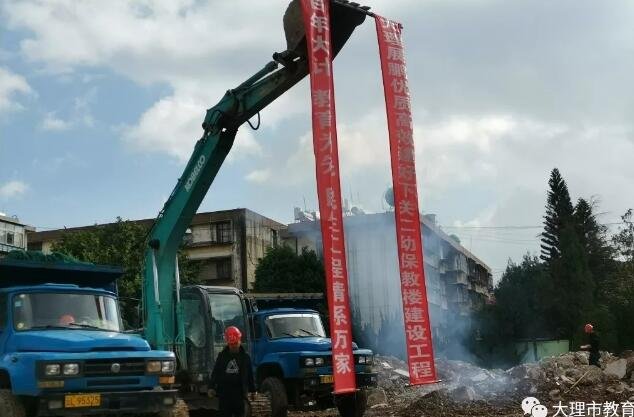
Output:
[13, 292, 121, 332]
[265, 313, 326, 339]
[208, 293, 248, 353]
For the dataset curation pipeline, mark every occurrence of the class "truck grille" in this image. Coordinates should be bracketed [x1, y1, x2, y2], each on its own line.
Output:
[83, 359, 145, 377]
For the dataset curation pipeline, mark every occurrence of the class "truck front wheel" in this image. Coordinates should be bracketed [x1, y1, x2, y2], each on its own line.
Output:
[259, 377, 288, 417]
[335, 390, 367, 417]
[0, 389, 27, 417]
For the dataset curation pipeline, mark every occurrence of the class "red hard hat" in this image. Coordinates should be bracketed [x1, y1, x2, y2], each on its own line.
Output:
[224, 326, 242, 346]
[584, 323, 594, 333]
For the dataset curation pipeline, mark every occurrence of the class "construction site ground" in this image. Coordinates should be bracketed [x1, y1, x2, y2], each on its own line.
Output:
[289, 350, 634, 417]
[168, 351, 634, 416]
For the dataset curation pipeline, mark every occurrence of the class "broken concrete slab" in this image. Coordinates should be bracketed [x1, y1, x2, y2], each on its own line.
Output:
[470, 372, 489, 383]
[604, 358, 628, 379]
[394, 369, 410, 379]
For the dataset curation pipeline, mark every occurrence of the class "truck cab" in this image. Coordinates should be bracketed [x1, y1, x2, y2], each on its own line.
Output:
[250, 308, 377, 417]
[0, 255, 177, 416]
[176, 287, 377, 417]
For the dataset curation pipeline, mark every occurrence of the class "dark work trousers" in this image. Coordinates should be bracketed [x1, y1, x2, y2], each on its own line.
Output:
[218, 393, 245, 417]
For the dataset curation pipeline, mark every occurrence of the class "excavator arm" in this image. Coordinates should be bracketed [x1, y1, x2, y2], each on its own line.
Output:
[142, 0, 370, 361]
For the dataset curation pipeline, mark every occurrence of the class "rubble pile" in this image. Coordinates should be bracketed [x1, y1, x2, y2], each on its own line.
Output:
[364, 350, 634, 417]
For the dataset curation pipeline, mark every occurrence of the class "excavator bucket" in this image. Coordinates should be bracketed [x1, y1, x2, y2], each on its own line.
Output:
[283, 0, 371, 59]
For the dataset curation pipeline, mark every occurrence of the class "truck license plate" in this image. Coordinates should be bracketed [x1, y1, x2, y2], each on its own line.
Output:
[64, 394, 101, 408]
[320, 375, 334, 384]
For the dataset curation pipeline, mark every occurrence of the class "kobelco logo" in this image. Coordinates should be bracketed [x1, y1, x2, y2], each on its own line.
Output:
[111, 363, 121, 373]
[185, 155, 206, 192]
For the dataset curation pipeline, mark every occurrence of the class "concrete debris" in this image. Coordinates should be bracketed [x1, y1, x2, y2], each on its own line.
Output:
[366, 388, 388, 407]
[577, 365, 604, 386]
[548, 388, 562, 401]
[393, 369, 410, 379]
[446, 386, 478, 402]
[627, 357, 634, 376]
[367, 351, 634, 417]
[604, 358, 628, 379]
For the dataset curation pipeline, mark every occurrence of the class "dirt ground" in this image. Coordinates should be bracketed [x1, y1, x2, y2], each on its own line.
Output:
[166, 351, 634, 417]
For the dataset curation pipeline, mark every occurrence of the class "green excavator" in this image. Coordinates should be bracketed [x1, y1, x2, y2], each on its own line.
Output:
[140, 1, 373, 415]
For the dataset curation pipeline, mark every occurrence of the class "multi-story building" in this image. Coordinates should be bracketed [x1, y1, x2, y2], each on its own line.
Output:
[27, 209, 285, 290]
[0, 213, 32, 255]
[282, 209, 493, 356]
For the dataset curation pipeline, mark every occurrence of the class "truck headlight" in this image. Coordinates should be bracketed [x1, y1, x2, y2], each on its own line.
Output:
[358, 356, 366, 364]
[63, 363, 80, 376]
[161, 361, 175, 374]
[45, 364, 61, 376]
[147, 361, 162, 373]
[304, 358, 315, 367]
[315, 357, 325, 366]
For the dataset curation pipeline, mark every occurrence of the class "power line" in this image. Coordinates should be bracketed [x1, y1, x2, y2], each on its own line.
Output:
[440, 221, 626, 230]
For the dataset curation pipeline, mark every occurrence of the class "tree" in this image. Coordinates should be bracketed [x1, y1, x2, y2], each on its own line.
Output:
[540, 168, 575, 262]
[574, 198, 615, 300]
[467, 254, 546, 368]
[254, 245, 325, 293]
[608, 209, 634, 351]
[613, 209, 634, 267]
[494, 254, 551, 339]
[538, 169, 595, 343]
[52, 217, 200, 327]
[549, 224, 595, 344]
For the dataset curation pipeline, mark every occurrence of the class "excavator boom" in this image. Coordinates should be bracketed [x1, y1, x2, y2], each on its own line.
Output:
[142, 0, 369, 362]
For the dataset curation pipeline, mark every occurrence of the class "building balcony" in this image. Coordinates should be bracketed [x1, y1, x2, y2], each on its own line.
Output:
[445, 271, 468, 285]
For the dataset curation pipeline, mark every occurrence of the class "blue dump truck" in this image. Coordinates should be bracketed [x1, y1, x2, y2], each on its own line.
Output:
[249, 307, 377, 417]
[0, 253, 178, 416]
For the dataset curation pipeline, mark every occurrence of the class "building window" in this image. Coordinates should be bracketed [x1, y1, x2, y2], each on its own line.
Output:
[217, 258, 232, 280]
[6, 232, 14, 246]
[212, 221, 232, 243]
[28, 241, 43, 251]
[271, 229, 278, 247]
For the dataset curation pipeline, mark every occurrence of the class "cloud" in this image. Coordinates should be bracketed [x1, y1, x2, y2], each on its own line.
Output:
[0, 67, 32, 113]
[4, 0, 634, 272]
[0, 180, 29, 199]
[121, 94, 263, 162]
[121, 94, 204, 161]
[245, 169, 272, 184]
[39, 88, 96, 131]
[41, 112, 71, 131]
[2, 0, 287, 82]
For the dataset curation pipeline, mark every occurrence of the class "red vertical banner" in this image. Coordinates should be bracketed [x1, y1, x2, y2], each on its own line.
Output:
[301, 0, 356, 394]
[375, 15, 437, 385]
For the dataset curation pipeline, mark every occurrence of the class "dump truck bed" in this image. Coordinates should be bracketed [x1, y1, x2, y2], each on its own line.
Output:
[0, 256, 123, 292]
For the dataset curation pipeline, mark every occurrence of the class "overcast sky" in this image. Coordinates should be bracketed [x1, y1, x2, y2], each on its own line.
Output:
[1, 0, 633, 279]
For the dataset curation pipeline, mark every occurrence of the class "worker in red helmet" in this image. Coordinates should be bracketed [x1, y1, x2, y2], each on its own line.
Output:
[580, 323, 600, 366]
[209, 326, 256, 417]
